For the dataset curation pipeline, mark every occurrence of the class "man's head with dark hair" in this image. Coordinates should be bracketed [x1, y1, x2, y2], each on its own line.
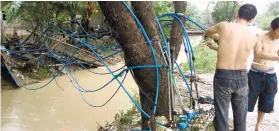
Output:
[271, 17, 279, 30]
[270, 17, 279, 39]
[237, 4, 257, 22]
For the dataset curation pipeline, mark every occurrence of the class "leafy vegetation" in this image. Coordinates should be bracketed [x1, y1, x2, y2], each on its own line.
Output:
[2, 1, 276, 33]
[153, 1, 204, 39]
[181, 43, 217, 73]
[25, 67, 52, 80]
[256, 14, 277, 30]
[185, 3, 203, 29]
[1, 1, 100, 29]
[114, 93, 141, 130]
[153, 1, 174, 39]
[211, 1, 241, 24]
[153, 1, 174, 16]
[255, 2, 279, 30]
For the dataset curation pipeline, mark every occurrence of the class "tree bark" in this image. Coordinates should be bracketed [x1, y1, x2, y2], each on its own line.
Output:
[99, 1, 169, 130]
[131, 1, 169, 129]
[1, 16, 6, 43]
[169, 1, 187, 60]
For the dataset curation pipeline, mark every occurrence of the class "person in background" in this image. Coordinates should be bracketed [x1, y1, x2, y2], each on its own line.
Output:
[247, 17, 279, 131]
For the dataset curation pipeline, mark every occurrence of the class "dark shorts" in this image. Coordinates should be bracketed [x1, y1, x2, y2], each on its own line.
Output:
[248, 70, 278, 113]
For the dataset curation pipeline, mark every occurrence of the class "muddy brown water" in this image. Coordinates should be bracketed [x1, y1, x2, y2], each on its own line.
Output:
[1, 64, 138, 131]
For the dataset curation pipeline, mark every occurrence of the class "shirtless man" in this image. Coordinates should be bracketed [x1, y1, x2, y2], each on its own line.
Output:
[204, 4, 258, 131]
[248, 17, 279, 131]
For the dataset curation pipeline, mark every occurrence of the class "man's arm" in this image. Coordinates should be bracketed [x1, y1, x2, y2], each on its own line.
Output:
[205, 22, 226, 40]
[254, 38, 279, 61]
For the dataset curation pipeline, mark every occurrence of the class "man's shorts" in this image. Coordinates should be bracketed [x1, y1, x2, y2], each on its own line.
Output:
[248, 70, 278, 113]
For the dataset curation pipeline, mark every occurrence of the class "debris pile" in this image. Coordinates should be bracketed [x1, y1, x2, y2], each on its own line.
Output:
[1, 27, 122, 87]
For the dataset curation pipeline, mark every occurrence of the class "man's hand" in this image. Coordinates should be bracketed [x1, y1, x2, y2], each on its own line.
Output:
[205, 42, 218, 51]
[205, 42, 215, 49]
[212, 33, 219, 41]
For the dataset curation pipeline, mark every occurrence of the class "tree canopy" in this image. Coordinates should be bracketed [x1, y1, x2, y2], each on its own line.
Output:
[255, 1, 279, 30]
[211, 1, 240, 24]
[1, 1, 100, 29]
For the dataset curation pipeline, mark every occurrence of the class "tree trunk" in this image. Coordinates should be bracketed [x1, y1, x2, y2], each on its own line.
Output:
[81, 19, 90, 34]
[1, 17, 5, 43]
[131, 1, 170, 129]
[169, 1, 187, 60]
[99, 1, 169, 130]
[69, 15, 76, 31]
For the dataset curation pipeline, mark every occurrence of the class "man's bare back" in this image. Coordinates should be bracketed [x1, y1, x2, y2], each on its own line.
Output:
[252, 34, 279, 70]
[205, 4, 258, 131]
[206, 22, 258, 70]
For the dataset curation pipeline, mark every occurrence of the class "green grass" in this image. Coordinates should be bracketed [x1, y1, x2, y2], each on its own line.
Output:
[27, 67, 52, 80]
[207, 121, 215, 131]
[181, 44, 217, 73]
[37, 67, 52, 79]
[114, 93, 141, 130]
